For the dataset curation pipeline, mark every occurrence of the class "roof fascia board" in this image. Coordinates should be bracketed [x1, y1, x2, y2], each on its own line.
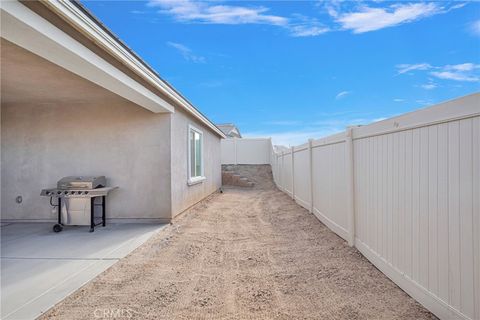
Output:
[43, 0, 226, 138]
[1, 0, 174, 113]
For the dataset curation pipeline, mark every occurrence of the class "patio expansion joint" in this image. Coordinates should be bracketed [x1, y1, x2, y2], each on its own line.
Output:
[2, 224, 167, 320]
[2, 258, 111, 320]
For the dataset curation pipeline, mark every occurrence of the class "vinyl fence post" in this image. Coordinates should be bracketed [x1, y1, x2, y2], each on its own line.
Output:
[268, 137, 272, 165]
[291, 146, 295, 200]
[281, 151, 284, 191]
[345, 127, 356, 247]
[273, 153, 276, 184]
[308, 138, 314, 214]
[234, 137, 238, 165]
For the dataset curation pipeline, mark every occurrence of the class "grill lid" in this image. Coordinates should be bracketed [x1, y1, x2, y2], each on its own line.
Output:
[57, 176, 106, 189]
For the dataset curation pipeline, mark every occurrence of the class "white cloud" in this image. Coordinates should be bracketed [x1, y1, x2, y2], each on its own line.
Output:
[451, 3, 468, 10]
[393, 98, 405, 102]
[470, 20, 480, 37]
[147, 1, 466, 37]
[167, 42, 206, 63]
[334, 3, 442, 33]
[430, 63, 480, 82]
[430, 71, 479, 82]
[149, 0, 332, 37]
[397, 62, 480, 82]
[149, 0, 287, 25]
[289, 24, 329, 37]
[324, 2, 340, 19]
[416, 99, 434, 106]
[444, 63, 478, 72]
[335, 91, 350, 99]
[287, 15, 329, 37]
[420, 82, 437, 90]
[396, 63, 431, 74]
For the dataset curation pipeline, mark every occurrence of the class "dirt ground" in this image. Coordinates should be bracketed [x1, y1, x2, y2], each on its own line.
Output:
[42, 165, 435, 319]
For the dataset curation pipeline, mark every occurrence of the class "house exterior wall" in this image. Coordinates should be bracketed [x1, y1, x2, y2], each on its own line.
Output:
[1, 101, 172, 222]
[170, 108, 221, 217]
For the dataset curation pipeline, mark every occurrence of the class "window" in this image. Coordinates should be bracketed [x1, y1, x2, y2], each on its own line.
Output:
[188, 125, 205, 185]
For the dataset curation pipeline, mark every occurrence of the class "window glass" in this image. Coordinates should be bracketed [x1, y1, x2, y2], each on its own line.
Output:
[195, 131, 202, 177]
[189, 126, 203, 180]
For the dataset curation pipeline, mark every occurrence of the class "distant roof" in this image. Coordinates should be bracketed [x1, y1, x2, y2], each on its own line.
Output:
[217, 123, 242, 138]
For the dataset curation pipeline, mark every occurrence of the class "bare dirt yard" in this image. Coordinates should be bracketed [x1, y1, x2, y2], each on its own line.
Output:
[42, 165, 435, 319]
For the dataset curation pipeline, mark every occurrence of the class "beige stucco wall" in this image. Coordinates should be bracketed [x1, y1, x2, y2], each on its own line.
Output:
[1, 2, 223, 224]
[1, 101, 172, 222]
[170, 108, 222, 217]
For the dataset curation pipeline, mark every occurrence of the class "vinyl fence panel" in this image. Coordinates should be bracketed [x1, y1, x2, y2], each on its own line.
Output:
[282, 151, 293, 196]
[311, 137, 349, 241]
[221, 138, 271, 165]
[292, 144, 310, 210]
[220, 139, 236, 164]
[269, 93, 480, 320]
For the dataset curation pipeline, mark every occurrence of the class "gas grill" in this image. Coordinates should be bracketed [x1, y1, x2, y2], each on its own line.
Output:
[41, 176, 117, 233]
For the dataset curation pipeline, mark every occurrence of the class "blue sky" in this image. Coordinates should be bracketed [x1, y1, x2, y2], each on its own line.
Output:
[82, 0, 480, 146]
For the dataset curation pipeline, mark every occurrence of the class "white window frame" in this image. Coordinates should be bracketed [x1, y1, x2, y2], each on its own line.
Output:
[187, 124, 206, 185]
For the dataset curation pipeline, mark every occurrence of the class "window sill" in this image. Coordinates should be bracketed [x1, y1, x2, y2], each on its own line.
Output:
[187, 176, 206, 186]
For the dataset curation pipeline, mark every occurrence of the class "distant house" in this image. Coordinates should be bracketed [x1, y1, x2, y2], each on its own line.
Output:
[1, 0, 226, 224]
[217, 123, 242, 138]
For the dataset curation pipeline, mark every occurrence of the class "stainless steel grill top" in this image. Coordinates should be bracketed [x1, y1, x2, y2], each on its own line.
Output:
[41, 176, 116, 198]
[57, 176, 106, 189]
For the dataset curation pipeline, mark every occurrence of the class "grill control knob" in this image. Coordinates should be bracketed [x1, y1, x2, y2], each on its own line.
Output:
[57, 191, 62, 195]
[84, 191, 89, 195]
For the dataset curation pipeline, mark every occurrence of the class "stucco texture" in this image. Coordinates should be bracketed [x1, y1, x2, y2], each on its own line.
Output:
[1, 101, 172, 221]
[1, 27, 221, 223]
[170, 108, 222, 217]
[1, 39, 174, 222]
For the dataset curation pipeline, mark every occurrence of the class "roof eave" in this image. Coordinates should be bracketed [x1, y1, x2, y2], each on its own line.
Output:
[41, 0, 226, 138]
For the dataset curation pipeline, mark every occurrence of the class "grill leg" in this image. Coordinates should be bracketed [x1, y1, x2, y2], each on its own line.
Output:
[90, 197, 95, 232]
[102, 196, 106, 227]
[57, 198, 62, 225]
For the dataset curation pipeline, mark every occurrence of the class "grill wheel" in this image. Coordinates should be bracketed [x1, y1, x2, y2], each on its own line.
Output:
[53, 224, 63, 233]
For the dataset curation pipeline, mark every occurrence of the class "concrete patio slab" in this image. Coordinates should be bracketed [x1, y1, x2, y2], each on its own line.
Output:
[1, 222, 166, 320]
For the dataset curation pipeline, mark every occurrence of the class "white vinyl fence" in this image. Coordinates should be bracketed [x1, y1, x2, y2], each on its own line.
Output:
[270, 93, 480, 320]
[221, 137, 271, 164]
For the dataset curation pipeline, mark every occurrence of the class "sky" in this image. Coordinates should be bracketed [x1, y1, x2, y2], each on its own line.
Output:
[82, 0, 480, 146]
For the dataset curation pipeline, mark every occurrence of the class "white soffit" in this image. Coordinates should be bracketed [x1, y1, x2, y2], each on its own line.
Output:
[42, 0, 226, 138]
[0, 0, 174, 113]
